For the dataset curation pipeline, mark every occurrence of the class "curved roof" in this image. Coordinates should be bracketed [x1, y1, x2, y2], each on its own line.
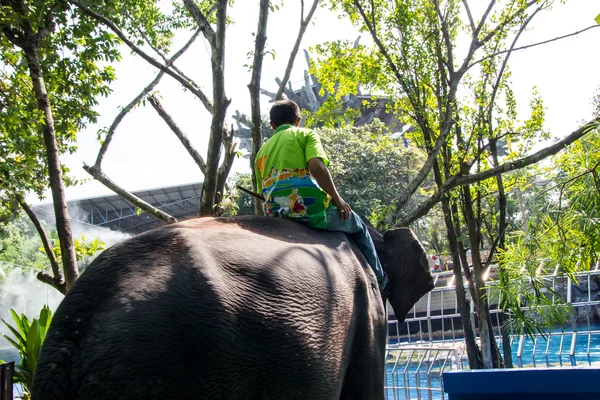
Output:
[32, 182, 202, 234]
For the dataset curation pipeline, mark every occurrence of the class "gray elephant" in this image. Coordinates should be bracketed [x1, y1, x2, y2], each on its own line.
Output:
[32, 216, 433, 399]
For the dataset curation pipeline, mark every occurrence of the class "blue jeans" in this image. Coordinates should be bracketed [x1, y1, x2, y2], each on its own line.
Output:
[322, 207, 387, 288]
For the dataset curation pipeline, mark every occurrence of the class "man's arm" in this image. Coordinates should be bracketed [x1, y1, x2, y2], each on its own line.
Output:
[307, 157, 351, 220]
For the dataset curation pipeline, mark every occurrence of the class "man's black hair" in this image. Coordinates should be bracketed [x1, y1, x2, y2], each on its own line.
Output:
[270, 100, 300, 127]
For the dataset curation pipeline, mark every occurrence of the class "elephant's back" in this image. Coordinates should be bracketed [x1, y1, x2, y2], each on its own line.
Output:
[33, 216, 383, 399]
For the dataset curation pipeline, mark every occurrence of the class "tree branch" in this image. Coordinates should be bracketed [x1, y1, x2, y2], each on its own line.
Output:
[394, 118, 599, 227]
[470, 25, 600, 68]
[183, 0, 217, 46]
[462, 0, 476, 33]
[18, 196, 65, 294]
[83, 164, 178, 224]
[473, 0, 496, 40]
[68, 0, 213, 113]
[133, 23, 205, 100]
[36, 271, 66, 294]
[35, 1, 62, 41]
[148, 94, 207, 174]
[94, 29, 201, 169]
[275, 0, 320, 100]
[478, 0, 543, 48]
[0, 24, 26, 47]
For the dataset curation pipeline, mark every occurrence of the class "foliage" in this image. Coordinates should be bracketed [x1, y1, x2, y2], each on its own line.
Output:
[221, 173, 256, 216]
[0, 216, 105, 279]
[0, 0, 122, 219]
[0, 218, 49, 273]
[48, 232, 106, 270]
[501, 127, 600, 274]
[0, 305, 53, 398]
[317, 120, 427, 227]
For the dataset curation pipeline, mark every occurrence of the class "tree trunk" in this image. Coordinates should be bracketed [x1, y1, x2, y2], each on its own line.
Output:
[200, 0, 230, 215]
[442, 194, 482, 369]
[462, 184, 501, 368]
[489, 138, 514, 368]
[249, 0, 270, 216]
[215, 125, 237, 206]
[23, 44, 79, 290]
[431, 125, 481, 368]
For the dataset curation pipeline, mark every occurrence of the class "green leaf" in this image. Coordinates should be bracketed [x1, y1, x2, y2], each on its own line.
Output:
[26, 320, 41, 377]
[2, 320, 26, 352]
[595, 13, 600, 24]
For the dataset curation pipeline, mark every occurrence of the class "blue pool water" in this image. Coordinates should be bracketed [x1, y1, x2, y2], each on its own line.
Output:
[385, 322, 600, 399]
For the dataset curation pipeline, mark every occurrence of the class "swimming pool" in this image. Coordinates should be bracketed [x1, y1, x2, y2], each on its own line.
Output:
[385, 322, 600, 399]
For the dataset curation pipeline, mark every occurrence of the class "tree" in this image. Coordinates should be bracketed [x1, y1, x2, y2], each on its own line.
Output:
[318, 120, 426, 226]
[313, 0, 600, 368]
[1, 0, 120, 292]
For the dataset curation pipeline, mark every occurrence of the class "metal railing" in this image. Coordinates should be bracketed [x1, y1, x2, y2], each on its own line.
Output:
[384, 269, 600, 399]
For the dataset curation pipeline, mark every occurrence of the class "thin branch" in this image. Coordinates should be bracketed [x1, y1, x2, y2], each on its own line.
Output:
[68, 0, 213, 113]
[35, 1, 63, 41]
[148, 94, 207, 174]
[36, 271, 66, 294]
[435, 0, 454, 73]
[18, 196, 65, 294]
[183, 0, 217, 46]
[470, 25, 600, 68]
[275, 0, 320, 100]
[473, 0, 496, 40]
[133, 22, 204, 98]
[394, 118, 599, 227]
[83, 164, 178, 224]
[94, 29, 201, 169]
[478, 0, 543, 47]
[462, 0, 476, 33]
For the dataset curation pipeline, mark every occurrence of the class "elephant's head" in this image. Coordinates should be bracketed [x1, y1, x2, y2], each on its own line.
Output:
[372, 227, 434, 323]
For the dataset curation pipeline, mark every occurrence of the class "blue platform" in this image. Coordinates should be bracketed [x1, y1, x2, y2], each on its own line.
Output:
[443, 367, 600, 400]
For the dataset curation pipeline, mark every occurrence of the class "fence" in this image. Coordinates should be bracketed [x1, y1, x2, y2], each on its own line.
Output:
[384, 269, 600, 400]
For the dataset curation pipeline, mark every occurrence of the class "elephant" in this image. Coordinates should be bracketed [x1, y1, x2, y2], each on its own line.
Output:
[32, 215, 434, 399]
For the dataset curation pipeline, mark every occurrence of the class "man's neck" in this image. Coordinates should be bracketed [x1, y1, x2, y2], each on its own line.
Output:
[273, 124, 293, 134]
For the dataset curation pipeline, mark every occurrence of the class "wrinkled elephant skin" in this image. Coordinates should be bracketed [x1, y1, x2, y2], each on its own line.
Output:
[32, 216, 433, 399]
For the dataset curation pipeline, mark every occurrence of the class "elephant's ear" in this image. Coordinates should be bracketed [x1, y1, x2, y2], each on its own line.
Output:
[382, 228, 434, 322]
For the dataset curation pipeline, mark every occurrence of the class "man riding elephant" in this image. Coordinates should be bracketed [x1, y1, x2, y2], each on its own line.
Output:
[31, 102, 434, 399]
[255, 100, 388, 294]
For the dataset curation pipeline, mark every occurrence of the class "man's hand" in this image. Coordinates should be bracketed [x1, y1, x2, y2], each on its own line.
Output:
[308, 158, 351, 220]
[333, 196, 352, 220]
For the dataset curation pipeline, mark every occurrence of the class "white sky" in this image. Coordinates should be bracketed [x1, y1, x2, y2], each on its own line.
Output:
[43, 0, 600, 203]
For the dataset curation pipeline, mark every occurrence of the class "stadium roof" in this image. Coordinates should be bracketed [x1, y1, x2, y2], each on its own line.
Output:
[32, 182, 202, 235]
